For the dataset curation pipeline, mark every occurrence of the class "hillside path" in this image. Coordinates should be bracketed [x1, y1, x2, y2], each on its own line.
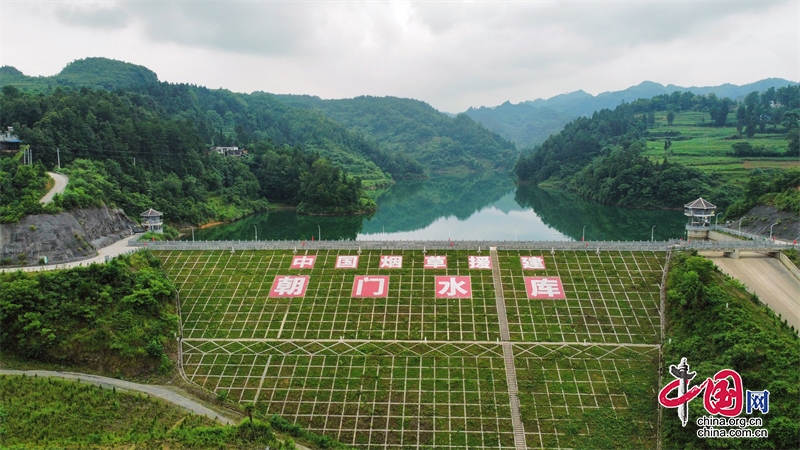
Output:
[40, 172, 68, 204]
[0, 369, 234, 425]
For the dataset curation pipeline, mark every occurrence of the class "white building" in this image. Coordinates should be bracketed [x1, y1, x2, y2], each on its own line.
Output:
[211, 146, 243, 157]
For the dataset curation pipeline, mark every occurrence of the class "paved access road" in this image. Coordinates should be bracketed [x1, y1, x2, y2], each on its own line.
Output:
[1, 233, 143, 273]
[0, 369, 233, 425]
[706, 253, 800, 331]
[40, 172, 68, 204]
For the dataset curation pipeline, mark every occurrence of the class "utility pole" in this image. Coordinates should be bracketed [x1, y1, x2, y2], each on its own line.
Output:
[133, 157, 136, 167]
[57, 148, 61, 169]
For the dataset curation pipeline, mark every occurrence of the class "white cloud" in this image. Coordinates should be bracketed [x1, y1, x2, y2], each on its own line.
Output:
[1, 1, 797, 111]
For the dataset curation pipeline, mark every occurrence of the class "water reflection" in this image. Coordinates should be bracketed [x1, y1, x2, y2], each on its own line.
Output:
[185, 174, 688, 242]
[514, 185, 687, 241]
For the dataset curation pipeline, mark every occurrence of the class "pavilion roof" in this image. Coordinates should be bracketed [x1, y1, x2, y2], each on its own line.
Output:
[684, 198, 716, 209]
[140, 208, 163, 217]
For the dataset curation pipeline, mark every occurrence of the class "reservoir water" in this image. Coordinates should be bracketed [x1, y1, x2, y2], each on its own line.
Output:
[185, 174, 688, 242]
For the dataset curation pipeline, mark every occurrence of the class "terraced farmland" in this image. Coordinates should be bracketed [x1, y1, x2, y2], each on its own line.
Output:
[155, 249, 665, 449]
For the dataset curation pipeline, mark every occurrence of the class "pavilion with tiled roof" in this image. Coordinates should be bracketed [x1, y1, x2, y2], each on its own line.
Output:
[140, 208, 164, 233]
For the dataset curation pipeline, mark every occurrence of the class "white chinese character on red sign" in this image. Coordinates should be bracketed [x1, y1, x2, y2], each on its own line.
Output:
[525, 277, 566, 299]
[435, 276, 471, 298]
[520, 256, 546, 270]
[290, 255, 316, 269]
[468, 256, 492, 269]
[352, 276, 389, 298]
[379, 255, 403, 269]
[335, 255, 359, 269]
[269, 275, 310, 298]
[424, 255, 447, 269]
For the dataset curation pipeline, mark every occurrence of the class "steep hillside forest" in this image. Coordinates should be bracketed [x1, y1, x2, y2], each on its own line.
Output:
[0, 58, 520, 225]
[515, 85, 799, 211]
[276, 95, 518, 174]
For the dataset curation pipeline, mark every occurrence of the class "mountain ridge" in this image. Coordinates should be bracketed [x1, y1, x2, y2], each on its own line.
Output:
[464, 78, 797, 148]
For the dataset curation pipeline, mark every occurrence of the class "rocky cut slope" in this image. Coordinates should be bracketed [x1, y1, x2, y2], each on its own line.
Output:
[0, 206, 135, 266]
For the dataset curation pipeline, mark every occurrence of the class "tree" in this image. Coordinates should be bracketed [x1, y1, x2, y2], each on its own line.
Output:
[663, 138, 672, 156]
[666, 110, 675, 126]
[243, 403, 254, 423]
[784, 111, 800, 156]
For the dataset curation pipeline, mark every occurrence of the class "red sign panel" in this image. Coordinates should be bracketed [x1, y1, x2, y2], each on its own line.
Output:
[335, 255, 360, 269]
[435, 276, 472, 298]
[423, 255, 448, 269]
[269, 275, 310, 298]
[524, 277, 566, 299]
[468, 255, 492, 269]
[290, 255, 317, 269]
[520, 256, 546, 270]
[352, 275, 390, 298]
[379, 255, 403, 269]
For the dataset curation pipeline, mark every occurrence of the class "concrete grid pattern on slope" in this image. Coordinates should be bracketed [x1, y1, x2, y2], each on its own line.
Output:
[156, 249, 665, 450]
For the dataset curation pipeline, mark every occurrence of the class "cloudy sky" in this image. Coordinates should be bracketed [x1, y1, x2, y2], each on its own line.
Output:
[1, 1, 798, 112]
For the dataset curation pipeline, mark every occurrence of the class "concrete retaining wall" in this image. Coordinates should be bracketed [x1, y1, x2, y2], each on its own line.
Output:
[778, 252, 800, 283]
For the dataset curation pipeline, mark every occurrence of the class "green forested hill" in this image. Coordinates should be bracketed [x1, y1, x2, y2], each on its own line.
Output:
[276, 95, 518, 175]
[464, 102, 576, 149]
[0, 84, 376, 223]
[132, 84, 425, 183]
[515, 85, 799, 210]
[464, 79, 797, 150]
[0, 57, 158, 92]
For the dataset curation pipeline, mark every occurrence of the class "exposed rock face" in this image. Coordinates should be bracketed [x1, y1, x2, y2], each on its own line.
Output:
[0, 206, 135, 266]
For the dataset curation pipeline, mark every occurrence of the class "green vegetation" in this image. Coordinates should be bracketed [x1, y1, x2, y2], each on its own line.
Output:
[2, 58, 516, 221]
[465, 80, 796, 150]
[783, 247, 800, 267]
[249, 143, 376, 215]
[157, 249, 663, 448]
[0, 250, 177, 377]
[277, 95, 518, 175]
[0, 82, 374, 221]
[464, 102, 577, 149]
[641, 110, 797, 187]
[724, 168, 800, 219]
[0, 375, 298, 449]
[663, 252, 800, 449]
[0, 149, 58, 223]
[141, 225, 181, 241]
[0, 57, 158, 93]
[516, 85, 799, 210]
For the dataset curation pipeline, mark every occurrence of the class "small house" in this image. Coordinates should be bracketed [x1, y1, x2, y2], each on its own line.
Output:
[0, 127, 21, 152]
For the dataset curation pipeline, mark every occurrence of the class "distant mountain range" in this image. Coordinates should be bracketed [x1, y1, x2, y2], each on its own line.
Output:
[3, 57, 795, 158]
[463, 78, 798, 149]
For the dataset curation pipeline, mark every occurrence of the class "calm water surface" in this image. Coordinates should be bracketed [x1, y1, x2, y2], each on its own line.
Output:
[186, 174, 688, 242]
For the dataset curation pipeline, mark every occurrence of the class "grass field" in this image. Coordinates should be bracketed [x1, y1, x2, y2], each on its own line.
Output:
[642, 111, 797, 186]
[156, 249, 665, 449]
